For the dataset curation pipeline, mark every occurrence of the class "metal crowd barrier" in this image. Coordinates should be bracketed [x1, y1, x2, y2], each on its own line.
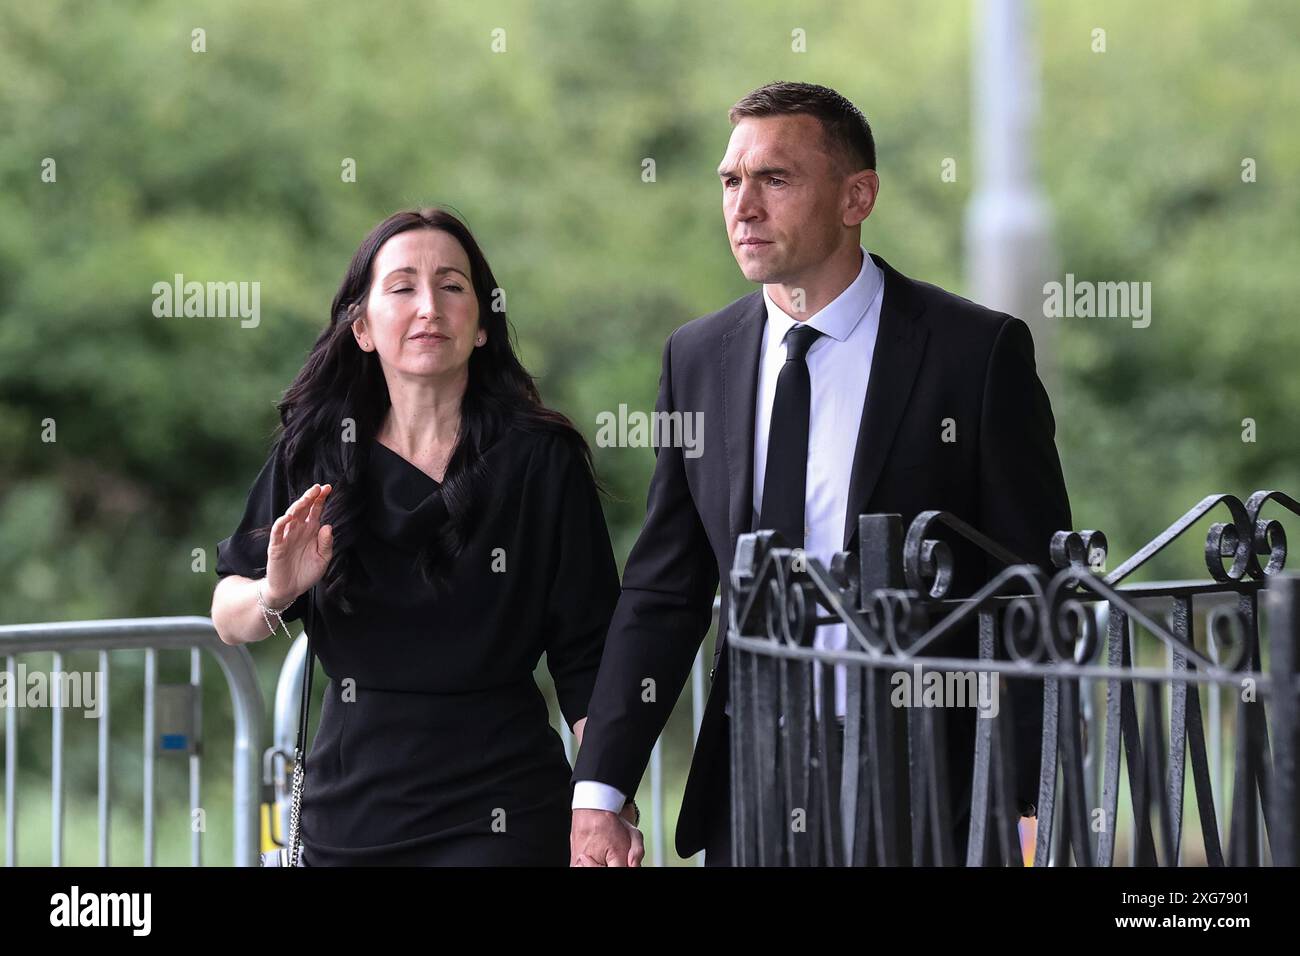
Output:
[0, 617, 263, 866]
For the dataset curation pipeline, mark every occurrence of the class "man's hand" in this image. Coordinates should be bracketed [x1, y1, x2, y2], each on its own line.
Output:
[570, 809, 645, 867]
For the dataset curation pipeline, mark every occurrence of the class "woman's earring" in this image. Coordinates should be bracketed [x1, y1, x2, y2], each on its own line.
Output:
[476, 333, 486, 346]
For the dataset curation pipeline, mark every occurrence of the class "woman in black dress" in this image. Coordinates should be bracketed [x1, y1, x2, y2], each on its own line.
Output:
[209, 208, 638, 865]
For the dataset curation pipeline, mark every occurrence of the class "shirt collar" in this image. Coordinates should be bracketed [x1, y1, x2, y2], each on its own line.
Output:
[761, 246, 882, 345]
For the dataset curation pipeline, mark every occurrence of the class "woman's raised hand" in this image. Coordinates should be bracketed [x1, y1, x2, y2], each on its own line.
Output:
[264, 483, 333, 607]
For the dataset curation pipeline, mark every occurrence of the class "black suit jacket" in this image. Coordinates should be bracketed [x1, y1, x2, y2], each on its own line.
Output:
[572, 253, 1072, 859]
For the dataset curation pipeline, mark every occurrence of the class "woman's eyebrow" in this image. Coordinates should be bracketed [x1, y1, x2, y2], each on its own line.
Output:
[380, 266, 469, 281]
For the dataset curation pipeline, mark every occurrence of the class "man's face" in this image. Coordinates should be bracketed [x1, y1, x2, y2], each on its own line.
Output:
[718, 115, 850, 285]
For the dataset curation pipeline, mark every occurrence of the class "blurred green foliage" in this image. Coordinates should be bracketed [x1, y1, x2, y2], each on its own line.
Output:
[0, 0, 1296, 864]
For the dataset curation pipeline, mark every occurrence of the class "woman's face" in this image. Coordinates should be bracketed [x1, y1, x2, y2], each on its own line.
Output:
[352, 228, 484, 382]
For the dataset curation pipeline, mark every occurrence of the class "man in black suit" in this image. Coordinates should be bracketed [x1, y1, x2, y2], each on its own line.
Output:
[569, 81, 1071, 866]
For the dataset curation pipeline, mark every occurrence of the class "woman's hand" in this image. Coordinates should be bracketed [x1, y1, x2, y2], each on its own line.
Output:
[264, 483, 333, 607]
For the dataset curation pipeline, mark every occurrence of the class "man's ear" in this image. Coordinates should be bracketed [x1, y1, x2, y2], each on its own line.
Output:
[843, 169, 879, 227]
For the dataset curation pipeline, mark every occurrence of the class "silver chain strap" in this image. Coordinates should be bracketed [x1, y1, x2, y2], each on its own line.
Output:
[286, 745, 306, 865]
[265, 580, 314, 867]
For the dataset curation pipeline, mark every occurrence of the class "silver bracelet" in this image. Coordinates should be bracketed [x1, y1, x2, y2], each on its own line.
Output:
[256, 580, 295, 639]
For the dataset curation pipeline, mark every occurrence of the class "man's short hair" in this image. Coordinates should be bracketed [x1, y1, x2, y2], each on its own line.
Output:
[729, 81, 876, 173]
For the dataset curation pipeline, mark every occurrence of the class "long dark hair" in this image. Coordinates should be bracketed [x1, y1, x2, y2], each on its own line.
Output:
[271, 207, 592, 614]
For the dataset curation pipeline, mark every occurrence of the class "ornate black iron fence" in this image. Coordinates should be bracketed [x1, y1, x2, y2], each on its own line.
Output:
[727, 491, 1300, 866]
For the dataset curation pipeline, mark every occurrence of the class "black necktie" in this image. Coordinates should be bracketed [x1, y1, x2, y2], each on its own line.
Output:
[758, 324, 823, 549]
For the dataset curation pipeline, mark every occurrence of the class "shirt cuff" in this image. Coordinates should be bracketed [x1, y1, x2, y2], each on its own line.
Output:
[572, 780, 627, 813]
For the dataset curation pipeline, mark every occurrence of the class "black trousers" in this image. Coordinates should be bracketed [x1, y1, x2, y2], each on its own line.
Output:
[701, 714, 733, 867]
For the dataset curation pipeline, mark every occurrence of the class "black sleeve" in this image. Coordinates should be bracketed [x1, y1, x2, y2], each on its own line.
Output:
[979, 316, 1073, 814]
[214, 437, 310, 625]
[571, 329, 720, 797]
[542, 438, 621, 733]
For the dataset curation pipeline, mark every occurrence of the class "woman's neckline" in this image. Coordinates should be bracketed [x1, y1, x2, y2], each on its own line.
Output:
[372, 437, 443, 487]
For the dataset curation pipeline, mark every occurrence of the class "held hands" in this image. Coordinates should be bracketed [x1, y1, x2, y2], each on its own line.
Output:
[570, 807, 645, 867]
[264, 483, 333, 607]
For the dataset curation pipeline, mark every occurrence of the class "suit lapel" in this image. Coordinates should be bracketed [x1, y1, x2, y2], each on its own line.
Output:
[721, 292, 766, 548]
[842, 254, 930, 550]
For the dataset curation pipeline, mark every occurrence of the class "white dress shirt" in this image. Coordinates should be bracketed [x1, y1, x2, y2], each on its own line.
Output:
[573, 248, 885, 814]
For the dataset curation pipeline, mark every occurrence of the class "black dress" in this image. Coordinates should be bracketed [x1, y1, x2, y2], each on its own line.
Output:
[215, 424, 620, 865]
